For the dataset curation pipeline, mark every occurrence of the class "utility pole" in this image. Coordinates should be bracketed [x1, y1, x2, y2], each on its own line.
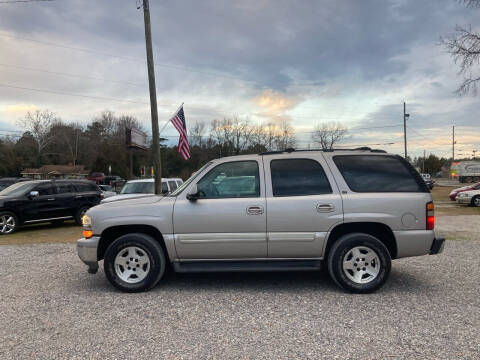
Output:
[403, 102, 409, 160]
[423, 149, 426, 173]
[452, 126, 455, 162]
[142, 0, 162, 195]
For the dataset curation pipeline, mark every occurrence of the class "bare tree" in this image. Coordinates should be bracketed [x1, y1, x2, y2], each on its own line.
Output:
[311, 122, 348, 150]
[441, 1, 480, 95]
[189, 121, 206, 147]
[274, 120, 296, 150]
[17, 109, 57, 159]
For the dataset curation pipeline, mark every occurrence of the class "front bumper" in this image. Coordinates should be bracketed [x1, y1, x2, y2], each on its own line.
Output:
[77, 236, 100, 274]
[430, 237, 445, 255]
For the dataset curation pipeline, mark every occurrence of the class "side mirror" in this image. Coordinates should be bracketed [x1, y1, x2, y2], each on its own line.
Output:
[29, 191, 39, 199]
[186, 184, 199, 201]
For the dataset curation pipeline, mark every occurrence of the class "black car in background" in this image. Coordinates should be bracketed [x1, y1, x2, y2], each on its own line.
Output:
[0, 177, 29, 191]
[0, 180, 102, 235]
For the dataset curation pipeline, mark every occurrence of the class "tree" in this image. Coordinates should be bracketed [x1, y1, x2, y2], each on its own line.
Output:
[17, 109, 57, 164]
[311, 122, 348, 150]
[441, 0, 480, 95]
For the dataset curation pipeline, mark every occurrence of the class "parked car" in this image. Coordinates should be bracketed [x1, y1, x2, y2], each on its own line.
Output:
[456, 189, 480, 207]
[0, 180, 102, 235]
[78, 148, 444, 293]
[87, 172, 105, 184]
[98, 185, 117, 198]
[420, 173, 434, 190]
[449, 182, 480, 201]
[100, 178, 182, 204]
[0, 177, 29, 191]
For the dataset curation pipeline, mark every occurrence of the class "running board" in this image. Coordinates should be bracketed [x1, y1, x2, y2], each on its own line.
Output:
[173, 260, 322, 273]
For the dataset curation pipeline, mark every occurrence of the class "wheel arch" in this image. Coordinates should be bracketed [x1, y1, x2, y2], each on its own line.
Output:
[98, 224, 171, 262]
[0, 208, 23, 224]
[324, 222, 397, 259]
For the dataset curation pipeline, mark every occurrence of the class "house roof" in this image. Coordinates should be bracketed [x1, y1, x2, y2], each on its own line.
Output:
[21, 165, 89, 175]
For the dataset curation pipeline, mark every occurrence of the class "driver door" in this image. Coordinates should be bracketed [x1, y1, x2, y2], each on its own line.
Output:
[173, 160, 267, 259]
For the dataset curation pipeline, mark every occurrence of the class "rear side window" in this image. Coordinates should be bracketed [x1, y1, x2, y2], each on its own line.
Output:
[56, 184, 75, 194]
[333, 155, 427, 193]
[270, 159, 332, 197]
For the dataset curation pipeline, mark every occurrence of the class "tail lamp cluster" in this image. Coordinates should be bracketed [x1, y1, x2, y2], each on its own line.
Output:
[426, 202, 435, 230]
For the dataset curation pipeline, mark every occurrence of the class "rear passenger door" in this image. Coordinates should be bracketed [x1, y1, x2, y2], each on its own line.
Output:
[263, 155, 343, 258]
[54, 183, 77, 217]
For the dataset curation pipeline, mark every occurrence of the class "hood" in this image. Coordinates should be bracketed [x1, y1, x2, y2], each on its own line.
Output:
[101, 193, 154, 203]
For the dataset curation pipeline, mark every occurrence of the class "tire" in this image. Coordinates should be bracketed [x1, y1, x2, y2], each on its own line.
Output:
[472, 196, 480, 207]
[74, 205, 90, 225]
[327, 233, 391, 293]
[0, 211, 19, 235]
[104, 233, 166, 292]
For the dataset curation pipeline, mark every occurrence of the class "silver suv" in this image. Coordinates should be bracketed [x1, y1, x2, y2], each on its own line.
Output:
[78, 148, 444, 293]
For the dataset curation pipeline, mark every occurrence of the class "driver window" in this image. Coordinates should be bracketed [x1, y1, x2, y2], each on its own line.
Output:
[35, 184, 54, 196]
[196, 161, 260, 199]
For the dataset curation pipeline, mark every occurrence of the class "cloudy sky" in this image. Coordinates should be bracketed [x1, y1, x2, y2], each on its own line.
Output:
[0, 0, 478, 159]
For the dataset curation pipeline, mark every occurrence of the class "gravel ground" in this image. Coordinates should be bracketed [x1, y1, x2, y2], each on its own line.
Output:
[0, 241, 479, 359]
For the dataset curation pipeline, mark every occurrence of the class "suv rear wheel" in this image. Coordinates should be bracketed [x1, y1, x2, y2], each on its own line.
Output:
[104, 233, 166, 292]
[327, 233, 391, 293]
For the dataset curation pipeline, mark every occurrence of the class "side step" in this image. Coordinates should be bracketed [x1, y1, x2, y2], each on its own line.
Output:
[173, 259, 322, 273]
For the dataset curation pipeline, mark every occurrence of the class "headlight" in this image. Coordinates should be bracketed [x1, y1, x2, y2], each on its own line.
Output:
[82, 214, 92, 227]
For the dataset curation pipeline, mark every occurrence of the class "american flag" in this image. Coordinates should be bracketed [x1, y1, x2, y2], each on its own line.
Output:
[170, 105, 190, 160]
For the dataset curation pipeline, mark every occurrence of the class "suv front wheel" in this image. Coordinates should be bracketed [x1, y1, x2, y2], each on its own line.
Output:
[104, 233, 166, 292]
[327, 233, 391, 293]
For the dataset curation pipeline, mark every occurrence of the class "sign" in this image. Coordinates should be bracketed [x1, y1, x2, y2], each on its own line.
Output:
[126, 128, 148, 150]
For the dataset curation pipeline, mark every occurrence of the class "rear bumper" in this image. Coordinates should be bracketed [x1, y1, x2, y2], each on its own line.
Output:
[77, 236, 100, 274]
[430, 237, 445, 255]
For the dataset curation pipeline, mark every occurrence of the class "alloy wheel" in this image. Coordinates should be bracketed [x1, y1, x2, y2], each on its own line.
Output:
[0, 215, 16, 234]
[342, 246, 380, 284]
[114, 246, 151, 283]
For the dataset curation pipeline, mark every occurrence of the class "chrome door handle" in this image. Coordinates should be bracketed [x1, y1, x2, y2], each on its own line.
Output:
[316, 203, 334, 212]
[247, 205, 264, 215]
[47, 198, 55, 201]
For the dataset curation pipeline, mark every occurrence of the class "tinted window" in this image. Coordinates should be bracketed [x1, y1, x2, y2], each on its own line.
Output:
[35, 183, 54, 196]
[333, 155, 426, 192]
[168, 181, 178, 191]
[271, 159, 332, 197]
[197, 161, 260, 198]
[56, 183, 75, 194]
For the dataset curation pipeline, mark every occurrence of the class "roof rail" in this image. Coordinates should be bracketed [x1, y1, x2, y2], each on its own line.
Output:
[259, 147, 387, 155]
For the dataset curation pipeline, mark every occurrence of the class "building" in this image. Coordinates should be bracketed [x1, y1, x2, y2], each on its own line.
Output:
[21, 165, 89, 180]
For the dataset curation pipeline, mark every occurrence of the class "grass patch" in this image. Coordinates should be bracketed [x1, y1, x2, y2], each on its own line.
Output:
[0, 221, 81, 246]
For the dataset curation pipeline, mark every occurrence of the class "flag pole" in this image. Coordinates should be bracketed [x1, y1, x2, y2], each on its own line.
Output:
[159, 102, 184, 135]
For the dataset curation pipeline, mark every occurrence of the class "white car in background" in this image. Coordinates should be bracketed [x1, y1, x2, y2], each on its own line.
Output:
[101, 178, 183, 204]
[98, 185, 117, 199]
[456, 189, 480, 207]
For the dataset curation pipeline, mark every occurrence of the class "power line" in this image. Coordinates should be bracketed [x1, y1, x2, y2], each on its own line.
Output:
[0, 0, 53, 3]
[0, 82, 155, 105]
[0, 63, 145, 88]
[0, 33, 248, 82]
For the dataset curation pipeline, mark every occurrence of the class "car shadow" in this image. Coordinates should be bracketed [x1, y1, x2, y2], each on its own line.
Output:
[78, 264, 435, 296]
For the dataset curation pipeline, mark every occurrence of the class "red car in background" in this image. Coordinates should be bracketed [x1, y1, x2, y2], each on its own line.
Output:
[449, 182, 480, 200]
[87, 172, 105, 184]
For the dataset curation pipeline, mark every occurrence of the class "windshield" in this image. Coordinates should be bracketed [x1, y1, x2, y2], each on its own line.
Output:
[0, 182, 36, 197]
[120, 182, 155, 194]
[170, 162, 212, 196]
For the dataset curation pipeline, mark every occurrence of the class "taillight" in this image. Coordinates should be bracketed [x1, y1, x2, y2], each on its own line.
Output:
[426, 201, 434, 230]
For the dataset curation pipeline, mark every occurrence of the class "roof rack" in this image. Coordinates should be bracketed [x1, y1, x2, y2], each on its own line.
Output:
[259, 147, 387, 155]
